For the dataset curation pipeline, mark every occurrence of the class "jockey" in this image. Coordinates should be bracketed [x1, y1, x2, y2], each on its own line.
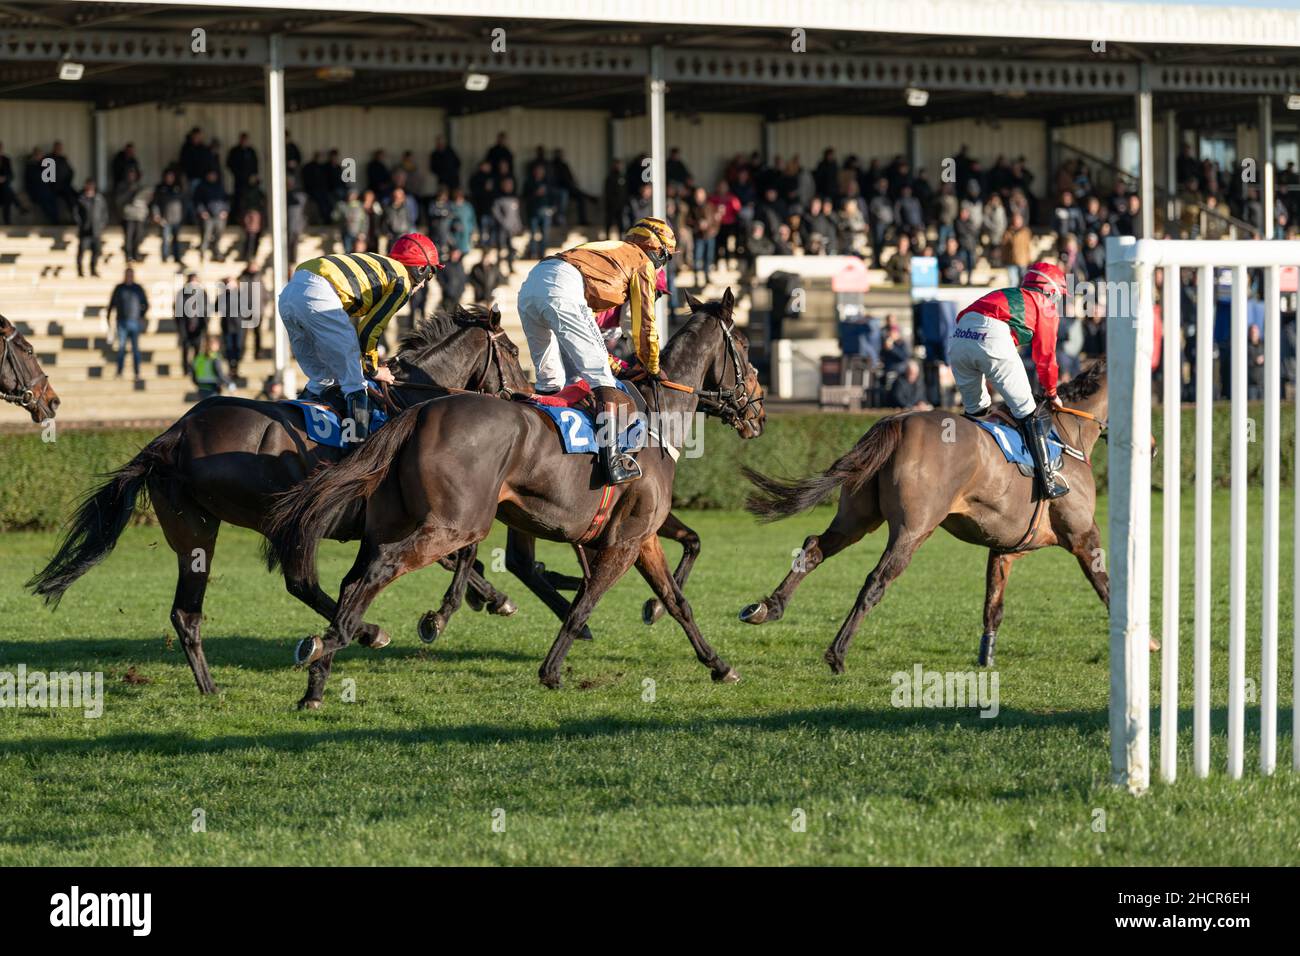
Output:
[948, 260, 1069, 499]
[518, 216, 676, 484]
[278, 235, 441, 441]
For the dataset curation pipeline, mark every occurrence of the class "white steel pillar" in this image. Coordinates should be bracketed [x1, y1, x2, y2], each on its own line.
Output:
[265, 33, 292, 394]
[1193, 265, 1213, 778]
[1107, 235, 1153, 794]
[92, 108, 108, 189]
[1260, 96, 1275, 238]
[1137, 65, 1155, 239]
[646, 45, 667, 223]
[1228, 265, 1248, 779]
[1159, 264, 1180, 783]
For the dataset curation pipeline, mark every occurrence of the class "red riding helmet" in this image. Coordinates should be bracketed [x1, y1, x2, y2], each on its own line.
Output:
[1021, 261, 1067, 297]
[389, 233, 443, 281]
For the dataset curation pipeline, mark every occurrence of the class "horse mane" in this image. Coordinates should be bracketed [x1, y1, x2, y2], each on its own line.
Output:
[396, 303, 493, 356]
[1057, 358, 1106, 403]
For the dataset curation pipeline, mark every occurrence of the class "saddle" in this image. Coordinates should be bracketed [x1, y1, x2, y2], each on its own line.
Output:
[965, 405, 1075, 478]
[516, 380, 648, 457]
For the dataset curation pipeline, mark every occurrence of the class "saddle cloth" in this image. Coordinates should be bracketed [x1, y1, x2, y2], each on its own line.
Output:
[973, 417, 1066, 477]
[284, 396, 389, 448]
[524, 379, 647, 455]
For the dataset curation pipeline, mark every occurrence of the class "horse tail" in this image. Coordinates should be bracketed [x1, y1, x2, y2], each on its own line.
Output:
[27, 427, 185, 605]
[265, 404, 425, 581]
[743, 414, 904, 522]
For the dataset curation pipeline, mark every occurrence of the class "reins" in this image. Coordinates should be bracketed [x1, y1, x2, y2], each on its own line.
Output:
[0, 324, 47, 410]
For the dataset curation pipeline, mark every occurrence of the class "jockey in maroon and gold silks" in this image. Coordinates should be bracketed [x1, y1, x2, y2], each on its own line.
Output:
[956, 265, 1063, 398]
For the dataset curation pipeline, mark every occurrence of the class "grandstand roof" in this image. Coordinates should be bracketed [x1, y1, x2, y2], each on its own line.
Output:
[2, 1, 1298, 125]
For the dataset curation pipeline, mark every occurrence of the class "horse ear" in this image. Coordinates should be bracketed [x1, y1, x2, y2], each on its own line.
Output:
[720, 287, 735, 317]
[488, 302, 502, 329]
[683, 291, 703, 312]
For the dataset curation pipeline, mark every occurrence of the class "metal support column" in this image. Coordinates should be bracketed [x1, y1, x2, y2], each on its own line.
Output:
[265, 33, 292, 393]
[1260, 96, 1275, 238]
[646, 45, 667, 223]
[1137, 64, 1155, 238]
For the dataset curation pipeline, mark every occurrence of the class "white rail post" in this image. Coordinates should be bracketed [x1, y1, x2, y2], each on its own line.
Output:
[1228, 266, 1248, 779]
[1261, 264, 1280, 774]
[1193, 265, 1213, 778]
[1160, 264, 1181, 783]
[1107, 236, 1153, 793]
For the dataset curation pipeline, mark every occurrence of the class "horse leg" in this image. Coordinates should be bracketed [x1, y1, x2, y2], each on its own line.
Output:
[296, 523, 479, 709]
[1062, 520, 1157, 652]
[635, 536, 738, 682]
[283, 575, 391, 651]
[153, 492, 220, 695]
[456, 551, 518, 616]
[418, 543, 478, 643]
[505, 529, 593, 641]
[643, 512, 700, 626]
[978, 551, 1022, 667]
[824, 525, 930, 674]
[740, 522, 866, 626]
[538, 539, 642, 688]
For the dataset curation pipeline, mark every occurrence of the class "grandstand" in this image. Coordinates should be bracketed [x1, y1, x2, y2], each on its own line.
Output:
[1, 0, 1296, 424]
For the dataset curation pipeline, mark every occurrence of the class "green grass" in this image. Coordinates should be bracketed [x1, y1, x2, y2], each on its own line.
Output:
[1, 492, 1297, 866]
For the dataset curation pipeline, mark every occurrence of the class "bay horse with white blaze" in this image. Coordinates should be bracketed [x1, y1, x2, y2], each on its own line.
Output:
[268, 289, 764, 707]
[740, 360, 1120, 671]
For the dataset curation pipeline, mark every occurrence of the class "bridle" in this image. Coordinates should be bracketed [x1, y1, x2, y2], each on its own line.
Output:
[695, 317, 763, 429]
[377, 319, 515, 414]
[0, 323, 47, 411]
[1054, 403, 1108, 451]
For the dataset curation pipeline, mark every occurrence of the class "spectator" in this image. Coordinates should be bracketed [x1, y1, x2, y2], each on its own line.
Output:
[1247, 323, 1265, 400]
[880, 317, 911, 377]
[110, 142, 141, 194]
[74, 179, 108, 277]
[490, 177, 522, 272]
[436, 246, 467, 308]
[192, 334, 233, 398]
[666, 147, 691, 187]
[284, 130, 301, 171]
[889, 360, 933, 410]
[360, 189, 382, 251]
[450, 187, 476, 255]
[622, 181, 653, 232]
[1115, 193, 1144, 238]
[175, 272, 211, 374]
[0, 141, 21, 224]
[193, 169, 229, 262]
[50, 142, 78, 222]
[686, 185, 721, 281]
[151, 168, 185, 266]
[255, 375, 284, 402]
[427, 186, 453, 251]
[366, 149, 392, 197]
[238, 174, 266, 261]
[468, 252, 504, 303]
[938, 235, 967, 285]
[25, 148, 57, 223]
[801, 195, 838, 255]
[468, 159, 496, 241]
[551, 148, 592, 227]
[1000, 212, 1033, 282]
[333, 188, 365, 253]
[813, 148, 840, 201]
[884, 232, 913, 285]
[742, 221, 775, 269]
[396, 150, 425, 205]
[1053, 190, 1086, 244]
[302, 151, 332, 222]
[382, 187, 414, 250]
[485, 132, 513, 178]
[226, 132, 258, 215]
[604, 159, 629, 238]
[867, 178, 894, 266]
[106, 267, 147, 381]
[523, 166, 557, 258]
[116, 168, 150, 263]
[1082, 231, 1106, 282]
[286, 174, 307, 263]
[710, 180, 742, 265]
[179, 127, 209, 191]
[237, 264, 266, 358]
[217, 277, 247, 378]
[934, 183, 958, 247]
[430, 135, 461, 191]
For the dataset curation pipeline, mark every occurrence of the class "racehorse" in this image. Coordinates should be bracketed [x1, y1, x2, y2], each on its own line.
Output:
[267, 289, 764, 707]
[27, 304, 530, 694]
[1, 315, 60, 423]
[739, 359, 1113, 672]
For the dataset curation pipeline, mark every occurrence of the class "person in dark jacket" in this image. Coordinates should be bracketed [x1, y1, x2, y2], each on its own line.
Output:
[151, 168, 186, 265]
[74, 180, 109, 277]
[225, 132, 258, 215]
[429, 136, 461, 192]
[217, 276, 247, 378]
[0, 141, 24, 225]
[50, 142, 78, 222]
[889, 360, 932, 410]
[193, 170, 229, 262]
[25, 148, 58, 224]
[106, 267, 148, 380]
[603, 159, 628, 239]
[175, 272, 211, 375]
[116, 168, 151, 263]
[436, 247, 468, 309]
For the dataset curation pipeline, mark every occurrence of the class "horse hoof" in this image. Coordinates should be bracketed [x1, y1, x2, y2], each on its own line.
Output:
[713, 667, 741, 684]
[578, 625, 593, 642]
[823, 650, 845, 675]
[294, 635, 324, 668]
[491, 598, 518, 618]
[369, 629, 391, 650]
[539, 670, 562, 689]
[738, 602, 768, 625]
[297, 697, 322, 711]
[418, 611, 444, 644]
[642, 599, 665, 626]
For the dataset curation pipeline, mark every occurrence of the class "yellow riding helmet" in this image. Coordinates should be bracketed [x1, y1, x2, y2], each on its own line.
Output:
[624, 217, 677, 260]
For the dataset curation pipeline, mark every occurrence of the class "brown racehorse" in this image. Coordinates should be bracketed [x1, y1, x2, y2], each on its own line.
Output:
[28, 304, 530, 694]
[1, 315, 60, 423]
[739, 360, 1116, 672]
[267, 289, 764, 707]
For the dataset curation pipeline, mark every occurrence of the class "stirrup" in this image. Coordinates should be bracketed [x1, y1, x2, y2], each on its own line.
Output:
[603, 448, 641, 484]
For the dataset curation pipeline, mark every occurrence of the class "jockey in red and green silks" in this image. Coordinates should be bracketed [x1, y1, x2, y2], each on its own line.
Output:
[948, 260, 1070, 500]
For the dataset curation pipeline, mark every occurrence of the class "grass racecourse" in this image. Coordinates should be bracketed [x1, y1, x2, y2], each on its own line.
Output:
[1, 491, 1297, 866]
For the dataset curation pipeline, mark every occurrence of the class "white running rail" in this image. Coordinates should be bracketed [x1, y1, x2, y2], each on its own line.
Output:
[1107, 236, 1295, 793]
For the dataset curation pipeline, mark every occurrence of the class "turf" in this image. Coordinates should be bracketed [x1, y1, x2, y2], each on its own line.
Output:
[1, 492, 1297, 866]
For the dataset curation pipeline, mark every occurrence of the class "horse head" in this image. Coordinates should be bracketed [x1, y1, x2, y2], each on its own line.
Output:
[682, 288, 765, 439]
[0, 315, 60, 423]
[391, 303, 529, 397]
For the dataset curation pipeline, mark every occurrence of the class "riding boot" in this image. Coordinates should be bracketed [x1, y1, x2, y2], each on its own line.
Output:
[594, 386, 641, 484]
[1018, 405, 1069, 500]
[344, 389, 371, 444]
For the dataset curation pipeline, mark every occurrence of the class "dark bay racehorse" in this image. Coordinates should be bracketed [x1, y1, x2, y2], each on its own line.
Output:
[739, 360, 1113, 672]
[268, 289, 764, 707]
[28, 304, 529, 693]
[1, 315, 60, 423]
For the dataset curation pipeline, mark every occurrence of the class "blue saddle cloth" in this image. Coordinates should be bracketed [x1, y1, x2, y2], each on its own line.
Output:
[529, 381, 646, 455]
[284, 398, 389, 448]
[973, 418, 1065, 469]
